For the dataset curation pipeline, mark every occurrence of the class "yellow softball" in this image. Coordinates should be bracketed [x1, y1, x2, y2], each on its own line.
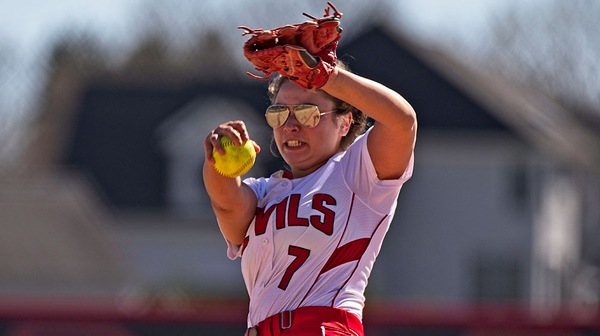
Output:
[212, 136, 256, 178]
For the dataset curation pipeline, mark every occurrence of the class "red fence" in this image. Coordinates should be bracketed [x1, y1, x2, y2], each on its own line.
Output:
[0, 297, 598, 335]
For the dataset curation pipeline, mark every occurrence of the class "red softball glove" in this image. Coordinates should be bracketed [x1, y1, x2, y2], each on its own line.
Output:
[239, 2, 343, 90]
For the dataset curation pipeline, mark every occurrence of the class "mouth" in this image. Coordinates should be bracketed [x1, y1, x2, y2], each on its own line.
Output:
[285, 140, 305, 148]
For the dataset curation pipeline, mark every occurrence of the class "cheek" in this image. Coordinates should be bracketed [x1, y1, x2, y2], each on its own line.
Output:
[273, 130, 285, 148]
[314, 126, 340, 147]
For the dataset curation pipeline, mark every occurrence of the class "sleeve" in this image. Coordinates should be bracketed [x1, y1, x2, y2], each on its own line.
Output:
[341, 127, 414, 212]
[226, 239, 242, 260]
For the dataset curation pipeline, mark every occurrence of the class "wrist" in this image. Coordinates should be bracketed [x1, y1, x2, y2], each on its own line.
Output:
[321, 66, 340, 92]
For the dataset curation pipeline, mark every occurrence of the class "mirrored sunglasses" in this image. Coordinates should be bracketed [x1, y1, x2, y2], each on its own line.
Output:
[265, 104, 338, 129]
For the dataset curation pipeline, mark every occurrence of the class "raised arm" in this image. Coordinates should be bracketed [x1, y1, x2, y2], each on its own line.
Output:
[203, 121, 260, 246]
[321, 68, 417, 180]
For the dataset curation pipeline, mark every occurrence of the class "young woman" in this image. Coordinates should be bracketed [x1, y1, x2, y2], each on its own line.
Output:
[204, 62, 417, 335]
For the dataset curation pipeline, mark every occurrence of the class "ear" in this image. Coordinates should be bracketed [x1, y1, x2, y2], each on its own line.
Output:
[338, 113, 353, 137]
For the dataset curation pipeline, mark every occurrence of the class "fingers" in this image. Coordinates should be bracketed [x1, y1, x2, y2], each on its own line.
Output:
[204, 120, 256, 162]
[251, 140, 261, 155]
[204, 132, 219, 164]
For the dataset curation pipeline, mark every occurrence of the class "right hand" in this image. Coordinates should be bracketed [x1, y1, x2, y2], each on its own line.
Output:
[204, 120, 261, 165]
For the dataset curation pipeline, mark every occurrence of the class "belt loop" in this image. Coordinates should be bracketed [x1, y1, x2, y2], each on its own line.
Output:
[280, 310, 293, 330]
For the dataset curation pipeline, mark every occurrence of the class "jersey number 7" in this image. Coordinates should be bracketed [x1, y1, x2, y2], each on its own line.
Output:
[278, 245, 311, 290]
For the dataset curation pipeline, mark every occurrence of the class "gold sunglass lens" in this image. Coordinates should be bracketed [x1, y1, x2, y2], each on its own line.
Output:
[292, 105, 320, 127]
[265, 105, 322, 128]
[265, 105, 290, 128]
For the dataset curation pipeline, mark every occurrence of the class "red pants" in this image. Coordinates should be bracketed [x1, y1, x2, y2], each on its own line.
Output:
[245, 306, 364, 336]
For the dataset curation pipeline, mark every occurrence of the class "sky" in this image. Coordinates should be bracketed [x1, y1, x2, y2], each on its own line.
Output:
[0, 0, 140, 59]
[0, 0, 543, 162]
[0, 0, 534, 59]
[0, 0, 520, 99]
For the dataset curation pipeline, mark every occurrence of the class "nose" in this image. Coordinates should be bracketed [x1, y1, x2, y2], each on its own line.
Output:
[281, 112, 300, 131]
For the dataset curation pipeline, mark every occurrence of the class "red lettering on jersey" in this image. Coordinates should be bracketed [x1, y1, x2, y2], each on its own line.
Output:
[310, 193, 336, 235]
[254, 193, 337, 236]
[255, 204, 276, 235]
[288, 194, 309, 227]
[256, 198, 288, 235]
[275, 197, 287, 230]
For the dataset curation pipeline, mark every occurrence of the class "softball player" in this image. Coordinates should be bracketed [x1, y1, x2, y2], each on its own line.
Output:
[204, 59, 416, 335]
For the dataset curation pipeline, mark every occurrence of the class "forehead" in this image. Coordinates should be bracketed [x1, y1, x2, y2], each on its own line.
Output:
[274, 81, 333, 106]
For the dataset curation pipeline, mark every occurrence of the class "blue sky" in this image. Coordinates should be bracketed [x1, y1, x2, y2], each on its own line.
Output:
[0, 0, 544, 161]
[0, 0, 535, 58]
[0, 0, 528, 99]
[0, 0, 524, 105]
[0, 0, 139, 55]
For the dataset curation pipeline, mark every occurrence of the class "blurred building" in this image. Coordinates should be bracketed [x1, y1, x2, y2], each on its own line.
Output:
[5, 24, 600, 315]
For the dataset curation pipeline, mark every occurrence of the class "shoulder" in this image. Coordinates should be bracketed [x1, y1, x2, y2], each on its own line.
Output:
[243, 171, 291, 201]
[335, 126, 371, 164]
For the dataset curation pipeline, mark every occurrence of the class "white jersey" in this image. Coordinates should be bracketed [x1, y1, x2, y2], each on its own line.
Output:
[225, 127, 414, 327]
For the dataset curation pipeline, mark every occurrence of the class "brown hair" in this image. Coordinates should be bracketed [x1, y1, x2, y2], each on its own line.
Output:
[267, 61, 368, 150]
